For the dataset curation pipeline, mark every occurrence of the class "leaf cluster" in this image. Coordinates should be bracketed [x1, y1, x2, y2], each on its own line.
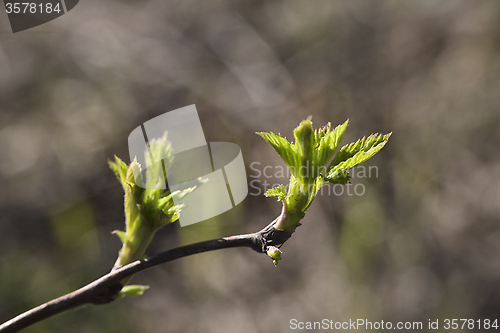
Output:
[108, 134, 199, 267]
[258, 118, 390, 232]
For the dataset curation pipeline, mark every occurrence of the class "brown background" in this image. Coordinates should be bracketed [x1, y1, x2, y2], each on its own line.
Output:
[1, 1, 499, 332]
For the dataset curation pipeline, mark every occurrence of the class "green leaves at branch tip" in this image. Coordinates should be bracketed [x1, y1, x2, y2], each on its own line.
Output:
[108, 134, 187, 234]
[315, 119, 349, 171]
[257, 118, 349, 183]
[257, 117, 390, 235]
[144, 134, 173, 190]
[112, 230, 128, 246]
[256, 131, 302, 179]
[108, 133, 202, 274]
[108, 156, 129, 191]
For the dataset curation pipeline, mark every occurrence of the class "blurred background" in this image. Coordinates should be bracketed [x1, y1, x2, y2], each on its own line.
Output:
[1, 0, 500, 332]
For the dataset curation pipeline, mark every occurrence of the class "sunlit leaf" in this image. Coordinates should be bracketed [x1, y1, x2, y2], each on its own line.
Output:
[325, 133, 391, 184]
[265, 185, 287, 201]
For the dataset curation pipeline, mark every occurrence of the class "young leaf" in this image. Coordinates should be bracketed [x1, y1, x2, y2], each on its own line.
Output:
[325, 133, 391, 184]
[109, 132, 206, 284]
[258, 118, 390, 241]
[123, 159, 143, 230]
[325, 172, 351, 185]
[328, 133, 391, 170]
[265, 185, 287, 201]
[145, 133, 173, 191]
[165, 204, 183, 222]
[293, 118, 315, 175]
[108, 156, 129, 190]
[112, 230, 128, 245]
[158, 185, 197, 210]
[117, 285, 149, 297]
[315, 120, 349, 169]
[256, 132, 301, 176]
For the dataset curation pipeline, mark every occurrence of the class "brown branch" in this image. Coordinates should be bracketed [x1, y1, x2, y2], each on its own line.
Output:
[0, 219, 292, 333]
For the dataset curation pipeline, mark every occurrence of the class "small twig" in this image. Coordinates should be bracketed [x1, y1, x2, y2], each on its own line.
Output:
[0, 219, 291, 333]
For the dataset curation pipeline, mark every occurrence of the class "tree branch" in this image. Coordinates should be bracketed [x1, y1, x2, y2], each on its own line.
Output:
[0, 219, 291, 333]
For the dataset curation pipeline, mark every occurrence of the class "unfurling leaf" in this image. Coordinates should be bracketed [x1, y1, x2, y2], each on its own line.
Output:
[314, 120, 348, 169]
[112, 230, 127, 245]
[265, 185, 287, 201]
[109, 132, 202, 283]
[108, 156, 129, 190]
[258, 118, 390, 243]
[324, 133, 391, 184]
[117, 285, 149, 297]
[256, 131, 301, 176]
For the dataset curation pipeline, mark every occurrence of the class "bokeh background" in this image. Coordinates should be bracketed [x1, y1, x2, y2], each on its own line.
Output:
[1, 0, 500, 332]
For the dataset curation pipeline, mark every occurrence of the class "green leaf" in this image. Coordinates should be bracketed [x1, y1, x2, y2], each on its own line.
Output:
[165, 204, 183, 222]
[109, 132, 206, 278]
[145, 133, 173, 191]
[108, 156, 129, 190]
[293, 118, 314, 176]
[315, 120, 349, 169]
[257, 132, 301, 176]
[157, 185, 197, 210]
[148, 133, 174, 168]
[124, 159, 143, 231]
[325, 133, 391, 183]
[326, 173, 351, 185]
[118, 285, 149, 297]
[265, 185, 287, 201]
[112, 230, 128, 245]
[328, 133, 391, 169]
[258, 118, 391, 237]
